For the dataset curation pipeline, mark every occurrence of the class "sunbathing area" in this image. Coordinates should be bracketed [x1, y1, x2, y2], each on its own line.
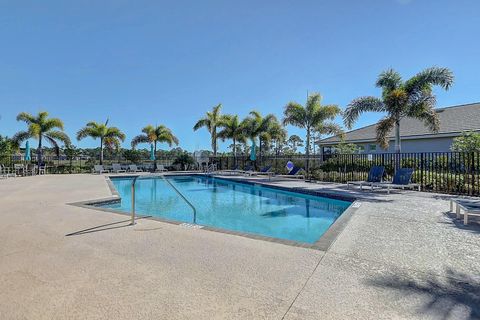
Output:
[1, 172, 479, 319]
[2, 2, 480, 319]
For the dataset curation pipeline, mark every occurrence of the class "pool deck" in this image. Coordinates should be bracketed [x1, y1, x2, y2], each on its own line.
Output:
[0, 173, 479, 319]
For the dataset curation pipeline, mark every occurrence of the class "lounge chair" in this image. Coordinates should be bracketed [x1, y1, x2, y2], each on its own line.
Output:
[0, 164, 14, 178]
[347, 166, 385, 190]
[111, 163, 126, 173]
[216, 165, 241, 175]
[372, 168, 420, 194]
[93, 165, 109, 174]
[129, 164, 143, 172]
[450, 198, 480, 225]
[156, 164, 168, 172]
[246, 165, 273, 176]
[275, 166, 304, 179]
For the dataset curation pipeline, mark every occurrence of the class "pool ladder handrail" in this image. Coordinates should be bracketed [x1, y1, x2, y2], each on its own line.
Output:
[130, 174, 198, 225]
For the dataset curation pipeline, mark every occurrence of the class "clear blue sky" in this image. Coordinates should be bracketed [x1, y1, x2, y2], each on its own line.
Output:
[0, 0, 479, 151]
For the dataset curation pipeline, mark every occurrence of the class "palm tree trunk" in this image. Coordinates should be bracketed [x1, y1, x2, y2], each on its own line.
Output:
[37, 135, 43, 173]
[395, 120, 401, 153]
[305, 127, 310, 174]
[100, 137, 104, 165]
[212, 129, 217, 157]
[154, 142, 157, 172]
[233, 138, 237, 166]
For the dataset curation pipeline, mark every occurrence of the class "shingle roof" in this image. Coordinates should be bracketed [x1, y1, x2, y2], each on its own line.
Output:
[320, 102, 480, 145]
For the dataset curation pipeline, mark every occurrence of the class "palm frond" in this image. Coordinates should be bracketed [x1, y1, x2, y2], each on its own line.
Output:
[43, 118, 64, 131]
[131, 134, 149, 148]
[376, 116, 396, 149]
[43, 135, 60, 156]
[405, 67, 454, 93]
[193, 118, 210, 131]
[76, 127, 97, 140]
[376, 69, 402, 91]
[16, 112, 36, 124]
[12, 131, 32, 145]
[105, 127, 126, 141]
[45, 130, 71, 146]
[343, 96, 385, 129]
[283, 102, 306, 128]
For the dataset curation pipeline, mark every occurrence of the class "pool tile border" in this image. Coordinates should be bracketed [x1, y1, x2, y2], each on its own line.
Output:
[69, 173, 360, 251]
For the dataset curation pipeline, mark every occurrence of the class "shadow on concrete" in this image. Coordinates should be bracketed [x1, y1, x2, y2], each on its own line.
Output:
[368, 268, 480, 319]
[65, 216, 151, 236]
[441, 211, 480, 234]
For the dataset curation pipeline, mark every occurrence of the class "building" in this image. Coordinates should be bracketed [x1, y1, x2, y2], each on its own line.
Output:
[319, 102, 480, 154]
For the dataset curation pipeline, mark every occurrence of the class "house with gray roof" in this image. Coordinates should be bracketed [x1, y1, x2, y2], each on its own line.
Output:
[318, 102, 480, 154]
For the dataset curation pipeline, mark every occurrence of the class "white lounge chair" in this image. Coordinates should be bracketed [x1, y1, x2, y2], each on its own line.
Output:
[111, 163, 126, 173]
[129, 164, 143, 172]
[450, 198, 480, 225]
[156, 164, 167, 172]
[93, 165, 109, 174]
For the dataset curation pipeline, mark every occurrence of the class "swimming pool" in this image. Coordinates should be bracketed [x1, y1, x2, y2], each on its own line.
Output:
[100, 175, 352, 244]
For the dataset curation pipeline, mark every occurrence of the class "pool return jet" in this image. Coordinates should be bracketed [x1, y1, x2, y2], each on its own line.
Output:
[130, 173, 198, 225]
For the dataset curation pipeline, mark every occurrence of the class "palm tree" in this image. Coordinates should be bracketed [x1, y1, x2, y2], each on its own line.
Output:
[76, 119, 125, 164]
[131, 125, 179, 171]
[283, 93, 341, 172]
[241, 111, 278, 159]
[13, 111, 71, 169]
[217, 115, 246, 165]
[343, 67, 454, 153]
[193, 104, 224, 157]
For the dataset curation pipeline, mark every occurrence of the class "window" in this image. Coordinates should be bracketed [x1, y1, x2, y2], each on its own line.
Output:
[369, 144, 377, 152]
[357, 145, 365, 153]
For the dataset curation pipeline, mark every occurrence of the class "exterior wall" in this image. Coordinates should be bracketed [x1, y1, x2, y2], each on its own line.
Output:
[354, 137, 456, 154]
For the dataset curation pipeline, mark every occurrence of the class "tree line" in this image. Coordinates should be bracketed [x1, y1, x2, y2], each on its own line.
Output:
[2, 66, 467, 171]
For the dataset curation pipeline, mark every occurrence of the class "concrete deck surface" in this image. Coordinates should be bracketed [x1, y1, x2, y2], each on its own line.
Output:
[0, 174, 479, 319]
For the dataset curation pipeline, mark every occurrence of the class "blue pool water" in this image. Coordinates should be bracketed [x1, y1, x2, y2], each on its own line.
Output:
[100, 175, 351, 244]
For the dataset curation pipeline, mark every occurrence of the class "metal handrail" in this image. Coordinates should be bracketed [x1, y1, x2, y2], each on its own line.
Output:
[130, 174, 197, 225]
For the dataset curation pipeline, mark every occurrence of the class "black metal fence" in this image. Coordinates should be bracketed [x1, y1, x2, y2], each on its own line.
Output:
[209, 152, 480, 196]
[2, 151, 480, 196]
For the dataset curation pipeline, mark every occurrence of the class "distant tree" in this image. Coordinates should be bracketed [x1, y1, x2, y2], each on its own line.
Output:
[287, 135, 304, 153]
[193, 104, 224, 157]
[218, 115, 246, 164]
[451, 131, 480, 153]
[131, 124, 179, 170]
[64, 144, 81, 173]
[13, 111, 71, 169]
[76, 119, 126, 164]
[334, 137, 358, 154]
[344, 67, 454, 153]
[173, 152, 195, 171]
[283, 93, 341, 172]
[312, 123, 343, 154]
[0, 135, 15, 165]
[123, 149, 142, 164]
[267, 120, 287, 156]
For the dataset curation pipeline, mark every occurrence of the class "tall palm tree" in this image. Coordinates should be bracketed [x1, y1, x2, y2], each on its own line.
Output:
[13, 111, 71, 169]
[343, 67, 454, 153]
[131, 125, 179, 171]
[193, 104, 224, 157]
[283, 93, 341, 172]
[241, 111, 278, 159]
[76, 119, 125, 164]
[217, 115, 246, 164]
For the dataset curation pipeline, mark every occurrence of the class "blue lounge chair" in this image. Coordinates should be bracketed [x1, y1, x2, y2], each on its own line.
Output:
[246, 165, 272, 176]
[276, 166, 304, 179]
[373, 168, 420, 193]
[347, 166, 385, 190]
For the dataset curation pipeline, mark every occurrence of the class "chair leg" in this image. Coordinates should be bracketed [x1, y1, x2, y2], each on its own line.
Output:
[450, 200, 453, 212]
[456, 204, 461, 219]
[464, 211, 468, 225]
